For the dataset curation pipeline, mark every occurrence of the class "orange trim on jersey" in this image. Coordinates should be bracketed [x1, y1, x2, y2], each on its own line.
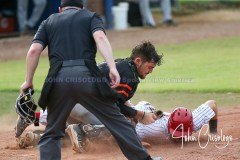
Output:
[117, 84, 132, 91]
[117, 90, 129, 97]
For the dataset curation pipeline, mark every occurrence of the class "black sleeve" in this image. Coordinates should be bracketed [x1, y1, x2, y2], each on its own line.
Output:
[118, 103, 137, 118]
[115, 61, 138, 103]
[91, 14, 105, 34]
[32, 20, 48, 48]
[98, 62, 110, 78]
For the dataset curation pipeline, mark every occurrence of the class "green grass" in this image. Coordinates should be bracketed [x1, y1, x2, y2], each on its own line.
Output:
[0, 91, 42, 117]
[1, 91, 239, 116]
[132, 92, 240, 112]
[0, 36, 239, 92]
[0, 91, 19, 116]
[1, 36, 240, 117]
[137, 36, 240, 93]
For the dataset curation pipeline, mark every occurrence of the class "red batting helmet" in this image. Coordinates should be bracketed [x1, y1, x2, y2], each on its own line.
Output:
[168, 107, 193, 138]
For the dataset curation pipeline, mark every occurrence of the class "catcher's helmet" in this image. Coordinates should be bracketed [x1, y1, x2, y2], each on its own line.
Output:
[168, 107, 193, 138]
[15, 88, 37, 124]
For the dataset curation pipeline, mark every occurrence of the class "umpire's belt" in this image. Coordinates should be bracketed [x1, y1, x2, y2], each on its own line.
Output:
[62, 59, 85, 67]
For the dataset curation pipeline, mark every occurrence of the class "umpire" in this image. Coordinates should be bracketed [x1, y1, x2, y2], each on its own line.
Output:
[20, 0, 162, 160]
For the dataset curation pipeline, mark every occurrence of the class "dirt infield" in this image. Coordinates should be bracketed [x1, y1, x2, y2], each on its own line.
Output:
[0, 106, 239, 160]
[0, 10, 240, 160]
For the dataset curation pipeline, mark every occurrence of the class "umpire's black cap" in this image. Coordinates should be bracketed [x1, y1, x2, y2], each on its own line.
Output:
[61, 0, 84, 8]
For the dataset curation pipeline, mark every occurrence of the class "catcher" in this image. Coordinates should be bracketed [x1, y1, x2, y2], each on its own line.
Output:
[16, 100, 218, 152]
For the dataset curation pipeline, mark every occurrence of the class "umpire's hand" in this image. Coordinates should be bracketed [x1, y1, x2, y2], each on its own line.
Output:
[109, 68, 120, 88]
[20, 81, 33, 94]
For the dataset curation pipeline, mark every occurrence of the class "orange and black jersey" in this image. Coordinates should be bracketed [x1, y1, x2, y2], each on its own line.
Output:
[98, 59, 140, 117]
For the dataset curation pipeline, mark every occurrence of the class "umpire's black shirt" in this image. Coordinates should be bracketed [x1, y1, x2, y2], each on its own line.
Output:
[33, 8, 104, 64]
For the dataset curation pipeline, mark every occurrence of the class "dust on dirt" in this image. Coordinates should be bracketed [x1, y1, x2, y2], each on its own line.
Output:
[0, 106, 239, 160]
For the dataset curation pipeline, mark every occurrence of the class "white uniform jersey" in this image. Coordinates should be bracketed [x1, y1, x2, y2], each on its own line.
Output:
[39, 110, 48, 126]
[134, 101, 215, 139]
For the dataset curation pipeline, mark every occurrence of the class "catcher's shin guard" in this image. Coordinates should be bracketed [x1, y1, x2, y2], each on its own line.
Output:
[15, 116, 31, 138]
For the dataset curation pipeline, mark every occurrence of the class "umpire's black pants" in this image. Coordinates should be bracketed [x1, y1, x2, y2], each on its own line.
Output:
[38, 66, 151, 160]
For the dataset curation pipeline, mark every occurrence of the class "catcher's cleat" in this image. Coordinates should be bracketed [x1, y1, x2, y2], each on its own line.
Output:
[15, 116, 31, 138]
[17, 131, 40, 148]
[66, 124, 89, 153]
